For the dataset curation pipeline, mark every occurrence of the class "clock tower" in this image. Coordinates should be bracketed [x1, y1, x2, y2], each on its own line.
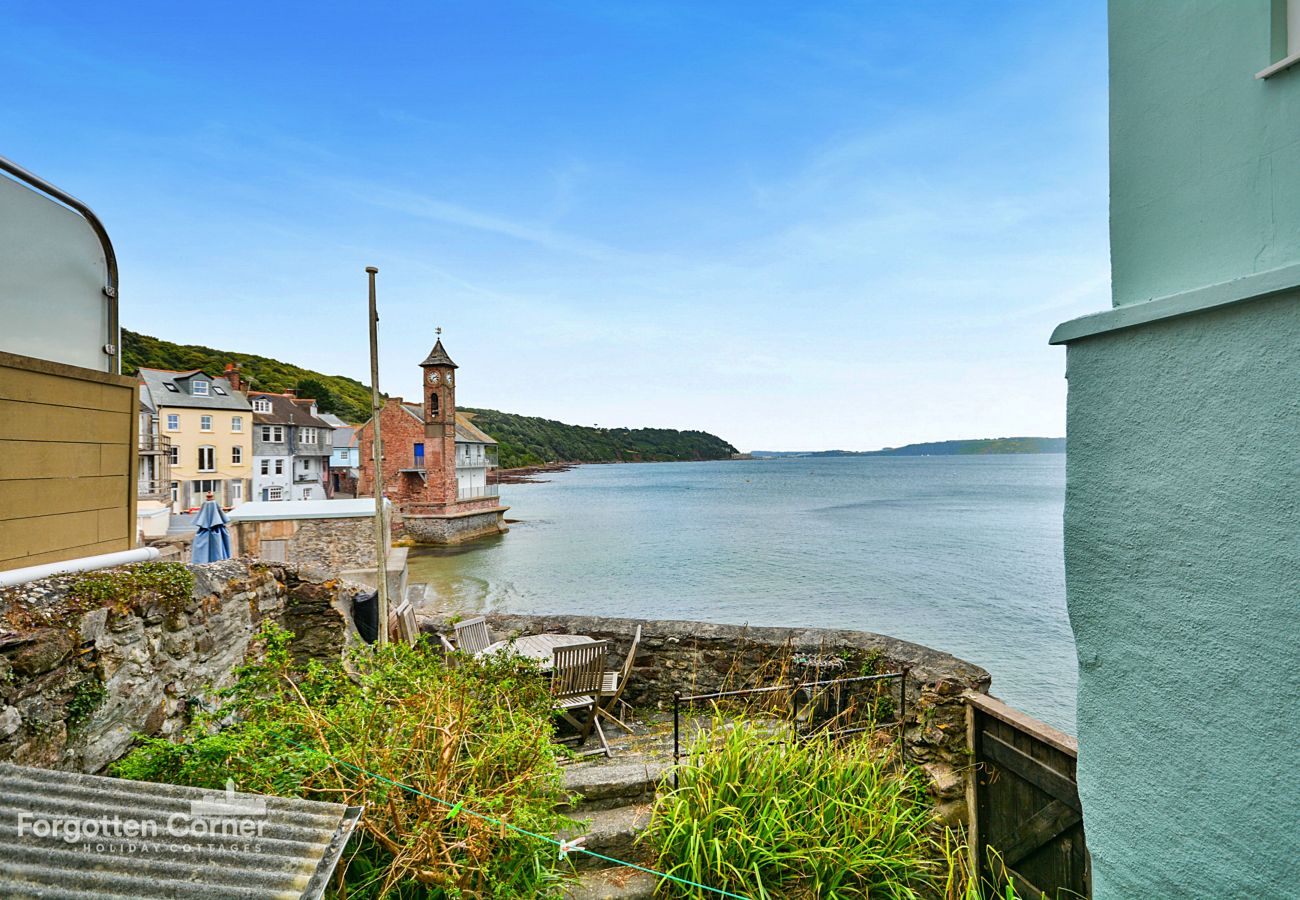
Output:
[419, 329, 459, 506]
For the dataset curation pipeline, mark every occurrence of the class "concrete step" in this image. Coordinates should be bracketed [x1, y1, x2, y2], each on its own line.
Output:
[564, 867, 658, 899]
[560, 803, 654, 871]
[561, 758, 668, 811]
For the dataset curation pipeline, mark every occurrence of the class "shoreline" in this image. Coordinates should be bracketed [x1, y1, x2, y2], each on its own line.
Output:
[491, 456, 741, 484]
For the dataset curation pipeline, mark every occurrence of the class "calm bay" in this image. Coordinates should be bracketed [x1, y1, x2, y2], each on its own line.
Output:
[407, 454, 1075, 732]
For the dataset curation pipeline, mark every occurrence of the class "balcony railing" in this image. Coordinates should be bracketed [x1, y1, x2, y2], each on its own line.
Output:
[457, 450, 499, 469]
[457, 484, 500, 501]
[139, 433, 172, 454]
[293, 471, 322, 483]
[137, 477, 170, 500]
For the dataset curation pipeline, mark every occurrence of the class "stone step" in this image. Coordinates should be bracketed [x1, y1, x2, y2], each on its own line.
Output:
[564, 867, 658, 899]
[560, 803, 653, 871]
[561, 758, 668, 811]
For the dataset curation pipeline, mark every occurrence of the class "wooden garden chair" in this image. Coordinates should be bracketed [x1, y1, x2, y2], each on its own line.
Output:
[393, 600, 420, 646]
[453, 616, 492, 655]
[598, 625, 641, 733]
[551, 641, 610, 757]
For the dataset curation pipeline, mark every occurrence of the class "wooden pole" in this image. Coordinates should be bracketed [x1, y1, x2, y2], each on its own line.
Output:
[366, 266, 389, 646]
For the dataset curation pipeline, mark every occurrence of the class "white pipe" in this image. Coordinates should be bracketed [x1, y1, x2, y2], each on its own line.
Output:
[0, 547, 162, 589]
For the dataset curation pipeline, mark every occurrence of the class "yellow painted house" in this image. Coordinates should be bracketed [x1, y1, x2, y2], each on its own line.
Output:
[138, 368, 253, 512]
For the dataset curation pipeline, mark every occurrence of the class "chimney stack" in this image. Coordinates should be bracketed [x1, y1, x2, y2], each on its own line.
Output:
[223, 363, 244, 392]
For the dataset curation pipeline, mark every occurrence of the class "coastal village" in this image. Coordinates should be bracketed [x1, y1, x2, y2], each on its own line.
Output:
[134, 338, 507, 548]
[2, 3, 1298, 899]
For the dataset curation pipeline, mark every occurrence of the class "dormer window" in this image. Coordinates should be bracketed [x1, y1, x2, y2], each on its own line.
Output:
[253, 398, 272, 414]
[192, 381, 210, 396]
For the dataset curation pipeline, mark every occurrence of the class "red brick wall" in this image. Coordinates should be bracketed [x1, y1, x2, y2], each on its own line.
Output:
[358, 364, 502, 525]
[356, 399, 430, 504]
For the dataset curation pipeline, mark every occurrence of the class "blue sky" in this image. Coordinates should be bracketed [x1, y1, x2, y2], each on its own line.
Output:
[3, 1, 1109, 451]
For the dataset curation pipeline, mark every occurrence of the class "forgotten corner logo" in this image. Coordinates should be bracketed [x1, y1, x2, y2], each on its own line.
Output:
[16, 779, 269, 852]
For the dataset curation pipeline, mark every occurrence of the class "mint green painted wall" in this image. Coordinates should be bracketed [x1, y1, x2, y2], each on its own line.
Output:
[1064, 291, 1300, 897]
[1110, 1, 1300, 307]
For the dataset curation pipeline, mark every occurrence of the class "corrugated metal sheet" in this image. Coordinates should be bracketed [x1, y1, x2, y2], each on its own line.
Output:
[0, 762, 361, 900]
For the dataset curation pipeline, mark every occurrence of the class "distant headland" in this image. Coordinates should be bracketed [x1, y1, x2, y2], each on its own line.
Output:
[749, 437, 1065, 458]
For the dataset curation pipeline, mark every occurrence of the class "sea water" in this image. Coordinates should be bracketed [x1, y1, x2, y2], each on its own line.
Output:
[406, 455, 1075, 732]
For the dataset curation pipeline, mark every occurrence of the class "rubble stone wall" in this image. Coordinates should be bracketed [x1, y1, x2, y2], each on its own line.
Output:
[0, 560, 354, 774]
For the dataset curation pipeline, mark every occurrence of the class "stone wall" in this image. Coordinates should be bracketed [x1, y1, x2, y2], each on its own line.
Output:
[0, 560, 355, 774]
[401, 508, 508, 544]
[420, 610, 990, 823]
[233, 514, 380, 571]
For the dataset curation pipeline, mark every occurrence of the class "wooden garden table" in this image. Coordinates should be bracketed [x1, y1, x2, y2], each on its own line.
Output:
[477, 633, 597, 672]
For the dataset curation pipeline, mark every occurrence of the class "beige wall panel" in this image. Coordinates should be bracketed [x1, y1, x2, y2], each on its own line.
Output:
[0, 441, 85, 480]
[0, 365, 124, 411]
[0, 539, 127, 570]
[99, 442, 131, 476]
[0, 399, 128, 444]
[0, 475, 126, 521]
[0, 510, 99, 560]
[97, 506, 129, 542]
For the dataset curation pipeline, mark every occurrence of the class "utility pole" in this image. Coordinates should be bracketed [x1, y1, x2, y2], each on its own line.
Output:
[366, 266, 389, 645]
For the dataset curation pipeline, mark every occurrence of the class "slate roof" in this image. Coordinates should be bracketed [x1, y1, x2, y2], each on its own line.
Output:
[455, 413, 496, 445]
[315, 412, 350, 429]
[364, 404, 495, 446]
[248, 392, 331, 428]
[419, 339, 458, 369]
[138, 368, 252, 412]
[0, 761, 361, 900]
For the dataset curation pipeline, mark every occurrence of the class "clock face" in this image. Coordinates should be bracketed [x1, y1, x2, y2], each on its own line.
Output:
[427, 371, 439, 385]
[446, 373, 454, 387]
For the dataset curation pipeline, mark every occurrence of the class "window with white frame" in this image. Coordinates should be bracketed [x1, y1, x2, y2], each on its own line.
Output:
[166, 414, 179, 431]
[260, 425, 284, 442]
[170, 482, 179, 503]
[192, 381, 210, 396]
[274, 459, 284, 475]
[302, 488, 313, 499]
[197, 446, 216, 472]
[168, 445, 179, 465]
[230, 480, 242, 501]
[253, 398, 272, 413]
[231, 416, 243, 432]
[300, 427, 318, 444]
[260, 459, 270, 475]
[232, 446, 243, 464]
[1260, 0, 1300, 77]
[200, 415, 212, 431]
[267, 486, 284, 501]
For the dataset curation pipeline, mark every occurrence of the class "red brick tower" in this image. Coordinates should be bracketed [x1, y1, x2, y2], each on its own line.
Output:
[420, 331, 459, 507]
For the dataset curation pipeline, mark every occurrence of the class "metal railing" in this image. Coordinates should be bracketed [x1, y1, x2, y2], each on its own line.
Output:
[671, 669, 911, 787]
[457, 483, 500, 500]
[139, 433, 171, 454]
[293, 471, 321, 483]
[137, 477, 170, 500]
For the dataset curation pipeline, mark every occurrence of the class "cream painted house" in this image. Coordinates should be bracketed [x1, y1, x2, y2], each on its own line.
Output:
[138, 368, 252, 512]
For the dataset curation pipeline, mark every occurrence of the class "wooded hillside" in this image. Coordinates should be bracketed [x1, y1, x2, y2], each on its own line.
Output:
[122, 329, 737, 467]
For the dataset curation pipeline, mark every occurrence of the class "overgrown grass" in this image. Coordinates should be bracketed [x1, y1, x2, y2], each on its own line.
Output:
[647, 716, 936, 899]
[113, 623, 574, 899]
[647, 715, 1019, 900]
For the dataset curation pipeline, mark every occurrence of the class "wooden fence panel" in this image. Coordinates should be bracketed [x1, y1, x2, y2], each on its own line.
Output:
[966, 692, 1090, 899]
